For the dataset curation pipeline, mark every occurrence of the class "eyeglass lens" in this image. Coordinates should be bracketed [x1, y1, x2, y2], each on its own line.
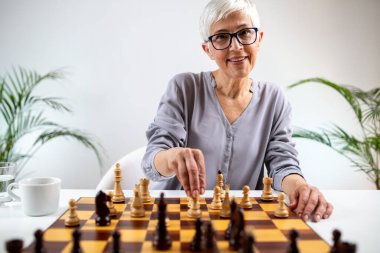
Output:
[210, 28, 257, 50]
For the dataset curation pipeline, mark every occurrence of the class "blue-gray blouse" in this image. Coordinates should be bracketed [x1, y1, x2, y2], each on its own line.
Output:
[142, 71, 302, 191]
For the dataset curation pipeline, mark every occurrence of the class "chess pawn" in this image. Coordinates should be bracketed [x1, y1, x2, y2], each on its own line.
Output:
[217, 170, 225, 200]
[112, 163, 126, 203]
[220, 184, 231, 218]
[240, 185, 253, 209]
[107, 192, 118, 217]
[140, 178, 152, 203]
[261, 177, 274, 201]
[274, 192, 289, 218]
[187, 196, 202, 218]
[65, 199, 80, 227]
[34, 229, 46, 253]
[187, 196, 193, 208]
[210, 185, 222, 210]
[131, 185, 145, 217]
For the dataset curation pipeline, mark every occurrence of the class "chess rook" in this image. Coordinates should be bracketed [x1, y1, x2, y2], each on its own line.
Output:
[261, 177, 274, 201]
[140, 178, 152, 203]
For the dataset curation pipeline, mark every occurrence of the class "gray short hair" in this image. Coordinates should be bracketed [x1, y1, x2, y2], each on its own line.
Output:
[199, 0, 261, 42]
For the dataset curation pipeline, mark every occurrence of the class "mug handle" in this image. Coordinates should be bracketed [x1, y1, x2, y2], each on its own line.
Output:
[7, 182, 21, 201]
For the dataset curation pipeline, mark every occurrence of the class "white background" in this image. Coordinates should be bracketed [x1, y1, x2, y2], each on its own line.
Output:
[0, 0, 379, 189]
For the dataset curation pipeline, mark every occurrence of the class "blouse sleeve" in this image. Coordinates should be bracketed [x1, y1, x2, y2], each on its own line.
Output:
[142, 76, 187, 181]
[264, 87, 304, 191]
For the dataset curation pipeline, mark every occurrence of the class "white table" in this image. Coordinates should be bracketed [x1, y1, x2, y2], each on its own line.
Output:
[0, 190, 379, 253]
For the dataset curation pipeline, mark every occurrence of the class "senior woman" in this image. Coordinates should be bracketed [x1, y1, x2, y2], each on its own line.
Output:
[142, 0, 333, 222]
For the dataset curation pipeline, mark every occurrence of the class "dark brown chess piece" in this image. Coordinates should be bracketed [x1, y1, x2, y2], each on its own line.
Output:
[239, 231, 255, 253]
[153, 192, 172, 250]
[204, 222, 218, 252]
[287, 229, 299, 253]
[225, 199, 237, 239]
[71, 229, 82, 253]
[6, 239, 23, 253]
[112, 230, 121, 253]
[34, 229, 46, 253]
[230, 206, 245, 250]
[95, 190, 111, 226]
[190, 218, 203, 251]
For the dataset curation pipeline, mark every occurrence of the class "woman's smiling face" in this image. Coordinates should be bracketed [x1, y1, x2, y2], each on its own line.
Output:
[202, 10, 263, 80]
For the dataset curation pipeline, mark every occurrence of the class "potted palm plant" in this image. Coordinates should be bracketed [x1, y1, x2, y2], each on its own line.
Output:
[0, 67, 105, 178]
[288, 78, 380, 189]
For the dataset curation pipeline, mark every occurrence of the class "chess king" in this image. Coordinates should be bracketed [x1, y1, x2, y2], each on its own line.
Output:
[142, 0, 333, 223]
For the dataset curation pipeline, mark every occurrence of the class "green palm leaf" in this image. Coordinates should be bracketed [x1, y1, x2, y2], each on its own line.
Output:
[0, 66, 105, 176]
[289, 77, 380, 189]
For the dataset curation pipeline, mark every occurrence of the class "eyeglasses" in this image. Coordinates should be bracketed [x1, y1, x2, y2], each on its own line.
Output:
[207, 27, 259, 50]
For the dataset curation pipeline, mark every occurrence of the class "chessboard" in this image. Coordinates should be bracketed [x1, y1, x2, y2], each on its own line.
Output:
[23, 196, 330, 253]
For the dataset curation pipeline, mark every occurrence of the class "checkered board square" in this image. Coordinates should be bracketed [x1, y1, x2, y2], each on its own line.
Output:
[24, 197, 330, 253]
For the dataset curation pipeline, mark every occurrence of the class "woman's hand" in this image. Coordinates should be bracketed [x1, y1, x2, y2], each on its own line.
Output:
[154, 147, 206, 198]
[282, 174, 333, 222]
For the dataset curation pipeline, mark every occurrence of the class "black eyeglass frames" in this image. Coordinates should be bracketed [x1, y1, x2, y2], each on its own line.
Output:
[207, 27, 259, 50]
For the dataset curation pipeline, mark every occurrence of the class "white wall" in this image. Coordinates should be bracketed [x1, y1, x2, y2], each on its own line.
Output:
[0, 0, 378, 189]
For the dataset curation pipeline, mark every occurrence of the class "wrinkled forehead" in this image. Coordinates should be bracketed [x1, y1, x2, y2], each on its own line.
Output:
[210, 10, 254, 34]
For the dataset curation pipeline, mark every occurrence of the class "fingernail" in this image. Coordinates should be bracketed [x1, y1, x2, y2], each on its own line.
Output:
[297, 212, 302, 217]
[200, 188, 205, 194]
[323, 214, 328, 219]
[315, 215, 321, 222]
[193, 190, 199, 197]
[186, 190, 191, 196]
[303, 215, 309, 221]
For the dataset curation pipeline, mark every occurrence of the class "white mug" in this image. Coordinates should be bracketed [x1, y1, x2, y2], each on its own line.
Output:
[7, 177, 61, 216]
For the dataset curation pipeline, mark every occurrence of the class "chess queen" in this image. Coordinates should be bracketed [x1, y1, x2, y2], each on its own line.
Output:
[142, 0, 333, 223]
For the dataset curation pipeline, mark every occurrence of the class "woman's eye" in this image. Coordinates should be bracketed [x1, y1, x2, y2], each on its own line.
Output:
[214, 34, 229, 42]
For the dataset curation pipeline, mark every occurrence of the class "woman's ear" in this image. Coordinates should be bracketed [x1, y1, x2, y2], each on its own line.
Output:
[256, 31, 264, 50]
[202, 42, 214, 60]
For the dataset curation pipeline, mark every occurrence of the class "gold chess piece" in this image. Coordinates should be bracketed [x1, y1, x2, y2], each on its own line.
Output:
[140, 178, 152, 203]
[130, 184, 145, 217]
[112, 163, 126, 203]
[261, 177, 274, 201]
[220, 184, 231, 218]
[217, 170, 225, 201]
[274, 192, 289, 218]
[210, 185, 222, 210]
[187, 196, 202, 219]
[240, 185, 253, 209]
[107, 192, 118, 217]
[64, 199, 80, 227]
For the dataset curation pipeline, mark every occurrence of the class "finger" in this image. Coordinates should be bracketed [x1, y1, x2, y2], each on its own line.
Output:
[293, 187, 311, 217]
[289, 188, 299, 210]
[302, 188, 320, 221]
[184, 149, 200, 198]
[193, 149, 206, 194]
[323, 202, 334, 219]
[177, 158, 190, 196]
[311, 195, 326, 222]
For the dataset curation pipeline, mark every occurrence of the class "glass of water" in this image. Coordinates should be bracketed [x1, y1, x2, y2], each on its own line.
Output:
[0, 162, 17, 203]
